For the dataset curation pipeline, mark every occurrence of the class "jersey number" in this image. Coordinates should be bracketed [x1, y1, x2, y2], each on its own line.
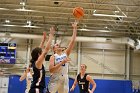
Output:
[82, 85, 84, 89]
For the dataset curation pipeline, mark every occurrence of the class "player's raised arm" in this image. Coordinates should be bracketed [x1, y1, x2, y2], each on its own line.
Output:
[35, 27, 55, 69]
[65, 21, 78, 56]
[39, 32, 47, 49]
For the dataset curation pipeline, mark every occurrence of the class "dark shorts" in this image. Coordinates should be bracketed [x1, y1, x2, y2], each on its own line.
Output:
[80, 91, 89, 93]
[29, 88, 44, 93]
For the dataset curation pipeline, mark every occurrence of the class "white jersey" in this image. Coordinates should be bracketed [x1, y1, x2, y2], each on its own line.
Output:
[54, 52, 68, 75]
[25, 72, 32, 93]
[47, 52, 69, 93]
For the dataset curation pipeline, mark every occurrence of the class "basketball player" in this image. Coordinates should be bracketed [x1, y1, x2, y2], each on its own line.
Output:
[20, 31, 47, 93]
[46, 21, 78, 93]
[29, 27, 55, 93]
[20, 65, 33, 93]
[70, 64, 96, 93]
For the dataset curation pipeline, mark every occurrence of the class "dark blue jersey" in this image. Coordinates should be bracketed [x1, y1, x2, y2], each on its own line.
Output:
[30, 62, 45, 89]
[77, 73, 90, 93]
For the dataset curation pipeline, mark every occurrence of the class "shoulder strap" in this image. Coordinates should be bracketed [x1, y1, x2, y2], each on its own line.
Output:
[84, 73, 88, 79]
[77, 73, 80, 80]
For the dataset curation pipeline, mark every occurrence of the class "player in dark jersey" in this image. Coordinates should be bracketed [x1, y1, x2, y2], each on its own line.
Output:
[29, 27, 55, 93]
[70, 64, 96, 93]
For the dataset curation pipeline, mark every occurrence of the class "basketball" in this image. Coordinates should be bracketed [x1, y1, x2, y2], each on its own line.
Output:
[73, 7, 84, 19]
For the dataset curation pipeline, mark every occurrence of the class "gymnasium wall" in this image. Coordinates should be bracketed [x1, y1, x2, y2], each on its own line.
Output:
[10, 38, 140, 80]
[81, 48, 125, 79]
[81, 42, 140, 80]
[130, 52, 140, 80]
[0, 76, 9, 93]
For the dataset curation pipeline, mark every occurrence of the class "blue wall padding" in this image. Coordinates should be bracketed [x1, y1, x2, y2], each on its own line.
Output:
[8, 75, 26, 93]
[8, 75, 132, 93]
[93, 79, 132, 93]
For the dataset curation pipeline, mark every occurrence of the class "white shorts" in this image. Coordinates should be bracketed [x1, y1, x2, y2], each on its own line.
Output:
[47, 74, 69, 93]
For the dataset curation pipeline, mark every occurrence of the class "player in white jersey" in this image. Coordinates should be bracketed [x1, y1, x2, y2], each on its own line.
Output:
[20, 65, 33, 93]
[46, 21, 78, 93]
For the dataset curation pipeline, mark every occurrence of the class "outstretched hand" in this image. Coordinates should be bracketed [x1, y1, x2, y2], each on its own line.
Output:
[72, 20, 78, 29]
[49, 26, 55, 36]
